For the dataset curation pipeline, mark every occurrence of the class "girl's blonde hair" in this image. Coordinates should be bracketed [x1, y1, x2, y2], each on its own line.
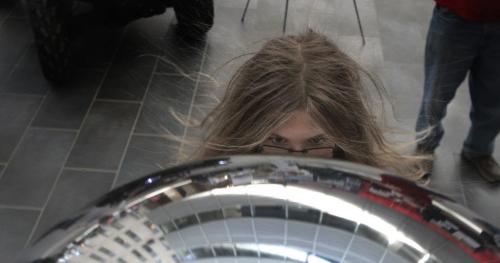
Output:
[196, 29, 427, 179]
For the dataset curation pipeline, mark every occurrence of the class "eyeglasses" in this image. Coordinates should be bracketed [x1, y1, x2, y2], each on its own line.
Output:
[259, 145, 336, 158]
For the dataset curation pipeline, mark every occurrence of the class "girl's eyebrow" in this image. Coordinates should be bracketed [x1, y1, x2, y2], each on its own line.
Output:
[269, 133, 325, 141]
[269, 133, 289, 140]
[307, 134, 326, 140]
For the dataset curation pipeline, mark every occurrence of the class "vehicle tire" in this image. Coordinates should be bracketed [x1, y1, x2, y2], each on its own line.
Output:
[26, 0, 73, 84]
[173, 0, 214, 39]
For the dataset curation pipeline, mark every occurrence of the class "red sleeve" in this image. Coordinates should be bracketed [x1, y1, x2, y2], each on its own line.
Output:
[435, 0, 500, 21]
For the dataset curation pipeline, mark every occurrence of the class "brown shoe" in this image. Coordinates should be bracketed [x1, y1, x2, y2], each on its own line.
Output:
[461, 151, 500, 183]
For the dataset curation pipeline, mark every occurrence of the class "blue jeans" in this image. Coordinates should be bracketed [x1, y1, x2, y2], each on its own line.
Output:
[416, 5, 500, 156]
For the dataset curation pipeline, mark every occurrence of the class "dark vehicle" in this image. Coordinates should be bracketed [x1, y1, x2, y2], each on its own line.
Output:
[26, 0, 214, 83]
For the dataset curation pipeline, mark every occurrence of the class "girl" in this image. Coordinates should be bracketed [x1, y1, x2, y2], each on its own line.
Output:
[195, 29, 427, 179]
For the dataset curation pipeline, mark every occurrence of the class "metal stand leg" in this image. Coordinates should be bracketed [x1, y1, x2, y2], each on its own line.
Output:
[353, 0, 366, 46]
[242, 0, 289, 34]
[241, 0, 251, 22]
[283, 0, 289, 34]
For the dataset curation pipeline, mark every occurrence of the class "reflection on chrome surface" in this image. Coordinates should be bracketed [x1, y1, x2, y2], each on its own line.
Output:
[20, 156, 500, 263]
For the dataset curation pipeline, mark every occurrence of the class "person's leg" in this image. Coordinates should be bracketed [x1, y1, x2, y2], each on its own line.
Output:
[416, 5, 480, 153]
[461, 23, 500, 183]
[463, 24, 500, 156]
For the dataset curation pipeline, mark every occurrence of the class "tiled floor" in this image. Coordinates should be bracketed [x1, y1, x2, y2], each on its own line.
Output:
[1, 0, 499, 261]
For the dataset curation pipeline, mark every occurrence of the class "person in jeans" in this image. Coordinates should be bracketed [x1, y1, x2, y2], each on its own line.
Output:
[416, 0, 500, 182]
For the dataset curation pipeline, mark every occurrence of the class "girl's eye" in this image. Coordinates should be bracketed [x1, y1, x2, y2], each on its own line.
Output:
[309, 136, 326, 146]
[270, 136, 287, 145]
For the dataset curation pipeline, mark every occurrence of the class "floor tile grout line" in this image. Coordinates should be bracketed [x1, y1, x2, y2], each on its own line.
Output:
[175, 40, 210, 163]
[28, 127, 79, 133]
[94, 98, 142, 104]
[64, 167, 117, 174]
[7, 16, 28, 20]
[6, 40, 33, 77]
[23, 118, 80, 248]
[0, 92, 44, 98]
[0, 204, 42, 211]
[133, 132, 172, 138]
[153, 72, 190, 77]
[5, 15, 28, 21]
[23, 26, 130, 247]
[0, 91, 48, 181]
[109, 19, 179, 189]
[109, 56, 160, 190]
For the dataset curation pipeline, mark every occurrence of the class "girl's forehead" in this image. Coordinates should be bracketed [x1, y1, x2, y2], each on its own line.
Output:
[271, 111, 325, 139]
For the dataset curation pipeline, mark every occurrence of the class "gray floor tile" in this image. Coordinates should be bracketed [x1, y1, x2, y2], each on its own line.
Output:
[212, 4, 281, 43]
[196, 4, 287, 105]
[378, 20, 425, 64]
[245, 0, 293, 34]
[440, 82, 473, 153]
[0, 129, 76, 207]
[0, 18, 32, 66]
[135, 74, 195, 136]
[210, 2, 311, 63]
[115, 135, 180, 187]
[182, 102, 214, 147]
[0, 94, 42, 162]
[66, 101, 140, 170]
[427, 148, 466, 199]
[33, 169, 114, 240]
[126, 8, 174, 41]
[337, 36, 384, 76]
[113, 26, 163, 62]
[9, 1, 28, 19]
[413, 0, 434, 37]
[0, 0, 16, 21]
[457, 157, 500, 228]
[0, 208, 39, 262]
[1, 44, 51, 95]
[192, 74, 220, 113]
[201, 5, 265, 90]
[374, 0, 433, 38]
[290, 0, 379, 38]
[0, 63, 13, 81]
[0, 164, 4, 175]
[375, 0, 423, 27]
[192, 78, 224, 114]
[375, 0, 427, 64]
[31, 70, 104, 129]
[382, 61, 423, 126]
[216, 0, 257, 9]
[97, 30, 159, 101]
[155, 29, 208, 74]
[98, 62, 153, 99]
[8, 1, 27, 19]
[196, 34, 238, 106]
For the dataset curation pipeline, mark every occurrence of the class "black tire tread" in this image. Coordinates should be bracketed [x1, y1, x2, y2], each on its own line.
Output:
[27, 0, 72, 83]
[173, 0, 214, 38]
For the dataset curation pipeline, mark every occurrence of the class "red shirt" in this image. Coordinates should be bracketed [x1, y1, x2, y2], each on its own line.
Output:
[435, 0, 500, 22]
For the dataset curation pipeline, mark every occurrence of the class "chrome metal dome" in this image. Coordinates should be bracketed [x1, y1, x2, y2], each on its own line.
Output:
[19, 156, 500, 263]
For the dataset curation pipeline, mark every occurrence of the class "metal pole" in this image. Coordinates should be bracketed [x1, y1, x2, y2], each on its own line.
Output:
[241, 0, 251, 22]
[283, 0, 289, 34]
[353, 0, 366, 46]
